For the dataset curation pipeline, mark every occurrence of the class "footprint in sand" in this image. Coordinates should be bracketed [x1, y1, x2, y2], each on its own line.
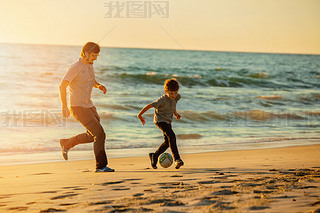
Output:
[61, 186, 83, 190]
[192, 197, 217, 207]
[122, 178, 142, 181]
[112, 188, 131, 191]
[253, 190, 274, 194]
[179, 178, 198, 181]
[136, 207, 153, 212]
[102, 181, 124, 186]
[157, 182, 185, 189]
[170, 175, 183, 177]
[300, 186, 318, 189]
[26, 202, 36, 205]
[72, 187, 87, 191]
[210, 201, 235, 210]
[220, 185, 233, 189]
[241, 183, 263, 187]
[212, 189, 239, 195]
[51, 193, 78, 200]
[59, 203, 76, 206]
[133, 193, 144, 197]
[104, 205, 135, 212]
[130, 182, 140, 185]
[146, 198, 172, 205]
[249, 206, 270, 210]
[40, 191, 58, 194]
[198, 180, 219, 185]
[7, 207, 28, 211]
[272, 195, 297, 199]
[29, 173, 53, 176]
[160, 200, 185, 206]
[88, 200, 112, 205]
[40, 208, 66, 212]
[0, 195, 11, 200]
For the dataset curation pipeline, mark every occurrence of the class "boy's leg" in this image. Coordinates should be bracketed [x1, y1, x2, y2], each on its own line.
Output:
[154, 123, 169, 158]
[155, 122, 181, 161]
[70, 107, 108, 170]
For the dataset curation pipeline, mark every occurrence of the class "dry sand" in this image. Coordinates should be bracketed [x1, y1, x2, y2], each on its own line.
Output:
[0, 145, 319, 212]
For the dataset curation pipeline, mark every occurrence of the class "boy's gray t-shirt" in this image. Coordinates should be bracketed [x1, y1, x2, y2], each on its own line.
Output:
[152, 94, 181, 124]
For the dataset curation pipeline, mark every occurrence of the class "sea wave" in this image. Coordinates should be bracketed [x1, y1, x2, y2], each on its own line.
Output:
[256, 95, 283, 100]
[230, 110, 305, 121]
[100, 71, 319, 89]
[178, 110, 309, 122]
[180, 110, 226, 121]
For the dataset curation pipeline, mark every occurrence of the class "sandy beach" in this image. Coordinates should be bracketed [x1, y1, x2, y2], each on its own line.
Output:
[1, 145, 319, 212]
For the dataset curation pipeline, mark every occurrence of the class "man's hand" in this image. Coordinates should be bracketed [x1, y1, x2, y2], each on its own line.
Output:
[62, 106, 70, 118]
[98, 84, 107, 94]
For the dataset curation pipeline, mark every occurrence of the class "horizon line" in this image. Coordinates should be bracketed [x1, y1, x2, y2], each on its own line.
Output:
[0, 41, 319, 56]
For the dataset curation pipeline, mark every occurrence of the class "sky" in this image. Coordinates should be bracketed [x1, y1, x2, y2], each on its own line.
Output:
[0, 0, 319, 54]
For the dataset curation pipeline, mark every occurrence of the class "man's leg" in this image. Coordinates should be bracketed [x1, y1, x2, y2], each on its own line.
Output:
[63, 131, 94, 150]
[70, 106, 108, 169]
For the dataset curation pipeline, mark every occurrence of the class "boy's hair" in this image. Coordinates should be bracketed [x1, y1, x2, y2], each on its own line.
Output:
[164, 78, 179, 91]
[81, 42, 100, 57]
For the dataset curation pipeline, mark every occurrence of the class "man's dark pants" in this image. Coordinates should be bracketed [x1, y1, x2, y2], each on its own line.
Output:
[64, 106, 107, 169]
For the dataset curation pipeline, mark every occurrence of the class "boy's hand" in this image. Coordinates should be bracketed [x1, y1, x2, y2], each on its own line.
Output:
[98, 84, 107, 94]
[174, 112, 181, 120]
[137, 115, 146, 125]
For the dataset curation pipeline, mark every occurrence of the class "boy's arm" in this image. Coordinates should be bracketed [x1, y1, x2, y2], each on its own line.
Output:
[137, 103, 154, 125]
[174, 110, 181, 120]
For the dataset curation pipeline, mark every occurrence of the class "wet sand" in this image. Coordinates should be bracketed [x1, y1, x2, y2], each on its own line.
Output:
[0, 145, 319, 212]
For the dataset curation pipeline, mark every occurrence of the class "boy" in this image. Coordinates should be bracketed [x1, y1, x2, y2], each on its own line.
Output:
[137, 78, 184, 169]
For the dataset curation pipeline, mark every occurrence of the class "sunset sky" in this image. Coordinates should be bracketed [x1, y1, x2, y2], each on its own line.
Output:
[0, 0, 319, 54]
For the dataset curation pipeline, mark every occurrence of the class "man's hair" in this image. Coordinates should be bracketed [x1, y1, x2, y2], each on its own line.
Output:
[81, 42, 100, 57]
[164, 78, 179, 91]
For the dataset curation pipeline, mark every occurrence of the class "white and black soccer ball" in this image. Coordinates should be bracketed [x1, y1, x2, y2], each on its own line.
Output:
[159, 153, 173, 168]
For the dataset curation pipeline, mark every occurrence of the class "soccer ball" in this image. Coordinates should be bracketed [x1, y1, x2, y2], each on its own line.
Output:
[159, 153, 173, 168]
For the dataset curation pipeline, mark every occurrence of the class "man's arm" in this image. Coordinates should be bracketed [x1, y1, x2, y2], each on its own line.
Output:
[94, 80, 107, 94]
[59, 80, 70, 118]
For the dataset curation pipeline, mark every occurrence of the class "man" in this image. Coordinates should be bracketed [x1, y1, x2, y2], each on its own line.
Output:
[59, 42, 114, 172]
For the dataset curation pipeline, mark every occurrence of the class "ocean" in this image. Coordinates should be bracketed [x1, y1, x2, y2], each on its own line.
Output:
[0, 43, 319, 165]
